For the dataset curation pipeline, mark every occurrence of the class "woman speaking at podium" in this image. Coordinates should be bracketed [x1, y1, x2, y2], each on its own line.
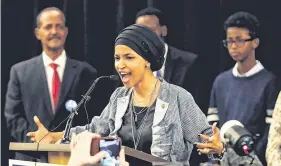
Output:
[27, 24, 225, 165]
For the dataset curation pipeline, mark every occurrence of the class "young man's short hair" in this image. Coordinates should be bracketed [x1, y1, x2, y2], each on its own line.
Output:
[224, 11, 260, 38]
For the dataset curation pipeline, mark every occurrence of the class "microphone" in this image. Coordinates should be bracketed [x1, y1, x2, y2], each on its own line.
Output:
[109, 75, 119, 81]
[220, 120, 254, 156]
[61, 75, 118, 144]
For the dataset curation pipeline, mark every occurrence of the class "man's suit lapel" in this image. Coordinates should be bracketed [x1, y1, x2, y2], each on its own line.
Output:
[37, 56, 54, 117]
[55, 58, 78, 113]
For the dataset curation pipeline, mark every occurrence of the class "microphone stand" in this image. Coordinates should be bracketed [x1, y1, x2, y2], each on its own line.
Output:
[61, 76, 110, 144]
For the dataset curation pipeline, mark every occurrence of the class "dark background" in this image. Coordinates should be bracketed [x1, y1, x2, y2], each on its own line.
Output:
[2, 0, 281, 165]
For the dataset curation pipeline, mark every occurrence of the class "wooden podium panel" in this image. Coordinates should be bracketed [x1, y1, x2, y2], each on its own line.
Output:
[48, 152, 70, 165]
[9, 143, 70, 152]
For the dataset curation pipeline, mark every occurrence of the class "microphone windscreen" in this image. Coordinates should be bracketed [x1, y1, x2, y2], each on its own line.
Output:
[65, 100, 78, 112]
[220, 120, 244, 141]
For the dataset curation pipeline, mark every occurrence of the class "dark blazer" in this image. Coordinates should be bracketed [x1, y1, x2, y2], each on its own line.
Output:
[164, 46, 199, 100]
[4, 55, 97, 161]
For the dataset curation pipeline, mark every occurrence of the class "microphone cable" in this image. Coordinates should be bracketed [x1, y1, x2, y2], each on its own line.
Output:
[83, 96, 90, 131]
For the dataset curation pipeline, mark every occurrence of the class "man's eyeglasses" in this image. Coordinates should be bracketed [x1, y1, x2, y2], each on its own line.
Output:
[222, 38, 254, 48]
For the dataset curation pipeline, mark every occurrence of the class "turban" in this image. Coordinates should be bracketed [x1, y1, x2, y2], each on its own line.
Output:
[115, 24, 165, 71]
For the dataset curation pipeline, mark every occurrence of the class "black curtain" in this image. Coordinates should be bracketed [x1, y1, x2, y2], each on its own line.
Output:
[2, 0, 281, 165]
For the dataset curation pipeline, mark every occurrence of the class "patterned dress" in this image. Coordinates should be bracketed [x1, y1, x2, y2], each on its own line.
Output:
[266, 92, 281, 166]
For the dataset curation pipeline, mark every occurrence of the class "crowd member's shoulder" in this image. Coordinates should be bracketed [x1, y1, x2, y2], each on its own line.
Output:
[213, 69, 233, 84]
[262, 68, 281, 91]
[11, 56, 40, 71]
[169, 45, 198, 64]
[262, 68, 279, 80]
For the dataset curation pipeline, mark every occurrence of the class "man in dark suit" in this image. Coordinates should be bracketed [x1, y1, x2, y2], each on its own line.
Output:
[135, 7, 200, 102]
[4, 7, 97, 162]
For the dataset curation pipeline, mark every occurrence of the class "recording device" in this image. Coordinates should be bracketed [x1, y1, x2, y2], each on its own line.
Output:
[61, 75, 119, 144]
[99, 137, 122, 166]
[220, 120, 255, 156]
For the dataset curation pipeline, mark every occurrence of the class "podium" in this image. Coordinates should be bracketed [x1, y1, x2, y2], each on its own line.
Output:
[9, 142, 179, 166]
[9, 142, 71, 165]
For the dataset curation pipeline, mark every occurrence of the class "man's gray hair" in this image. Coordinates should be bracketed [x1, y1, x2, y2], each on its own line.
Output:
[36, 7, 66, 28]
